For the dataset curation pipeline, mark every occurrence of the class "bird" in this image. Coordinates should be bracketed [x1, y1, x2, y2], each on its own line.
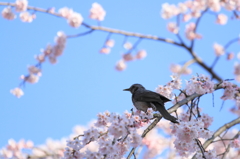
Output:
[123, 84, 178, 123]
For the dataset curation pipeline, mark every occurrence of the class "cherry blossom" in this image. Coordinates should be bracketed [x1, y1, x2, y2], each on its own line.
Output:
[10, 87, 24, 98]
[185, 23, 202, 40]
[122, 53, 134, 61]
[89, 3, 106, 21]
[170, 63, 192, 75]
[234, 62, 240, 82]
[216, 14, 228, 25]
[1, 7, 16, 20]
[28, 65, 42, 76]
[167, 22, 179, 34]
[227, 52, 234, 60]
[213, 43, 225, 56]
[186, 74, 215, 95]
[19, 11, 36, 22]
[115, 60, 126, 71]
[99, 47, 110, 54]
[63, 109, 154, 159]
[105, 39, 114, 47]
[67, 12, 83, 28]
[230, 138, 240, 148]
[171, 119, 213, 157]
[58, 7, 73, 19]
[15, 0, 28, 12]
[123, 42, 132, 50]
[161, 3, 179, 19]
[220, 81, 238, 100]
[20, 74, 39, 84]
[135, 50, 147, 59]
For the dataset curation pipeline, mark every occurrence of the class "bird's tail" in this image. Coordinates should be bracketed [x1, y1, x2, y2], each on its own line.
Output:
[155, 103, 179, 123]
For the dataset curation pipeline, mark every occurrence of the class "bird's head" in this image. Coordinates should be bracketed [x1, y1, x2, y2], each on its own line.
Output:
[123, 84, 145, 94]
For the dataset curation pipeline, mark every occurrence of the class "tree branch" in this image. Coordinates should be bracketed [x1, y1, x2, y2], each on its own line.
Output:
[192, 117, 240, 159]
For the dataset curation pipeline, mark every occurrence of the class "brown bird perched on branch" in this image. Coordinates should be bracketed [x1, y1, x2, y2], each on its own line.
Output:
[123, 84, 178, 123]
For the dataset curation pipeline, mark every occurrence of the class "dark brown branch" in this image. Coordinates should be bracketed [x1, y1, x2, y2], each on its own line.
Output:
[183, 46, 222, 82]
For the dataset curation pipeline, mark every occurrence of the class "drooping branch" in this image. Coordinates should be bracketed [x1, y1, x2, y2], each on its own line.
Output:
[0, 2, 224, 82]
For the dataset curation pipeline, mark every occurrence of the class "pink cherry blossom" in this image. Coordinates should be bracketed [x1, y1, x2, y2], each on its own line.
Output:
[234, 62, 240, 82]
[28, 66, 42, 76]
[55, 31, 66, 45]
[10, 87, 24, 98]
[19, 12, 36, 23]
[21, 74, 39, 84]
[15, 0, 28, 12]
[207, 0, 221, 12]
[171, 119, 213, 157]
[161, 3, 179, 19]
[230, 138, 240, 148]
[216, 14, 228, 25]
[115, 60, 126, 71]
[89, 3, 106, 21]
[1, 7, 16, 20]
[185, 23, 202, 40]
[170, 64, 192, 75]
[136, 50, 147, 59]
[99, 47, 110, 54]
[201, 113, 213, 128]
[105, 39, 115, 47]
[213, 43, 225, 56]
[123, 42, 132, 50]
[167, 22, 179, 34]
[155, 85, 173, 99]
[227, 52, 234, 60]
[58, 7, 73, 19]
[186, 74, 215, 95]
[123, 53, 134, 61]
[49, 55, 57, 64]
[220, 81, 238, 100]
[183, 14, 192, 22]
[68, 12, 83, 28]
[35, 54, 45, 63]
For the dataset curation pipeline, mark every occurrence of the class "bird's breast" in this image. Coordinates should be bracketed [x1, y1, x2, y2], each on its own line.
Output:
[133, 101, 151, 112]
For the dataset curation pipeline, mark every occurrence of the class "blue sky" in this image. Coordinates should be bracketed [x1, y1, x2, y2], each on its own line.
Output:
[1, 0, 240, 155]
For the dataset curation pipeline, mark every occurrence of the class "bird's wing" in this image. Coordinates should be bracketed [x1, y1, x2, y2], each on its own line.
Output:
[134, 91, 170, 103]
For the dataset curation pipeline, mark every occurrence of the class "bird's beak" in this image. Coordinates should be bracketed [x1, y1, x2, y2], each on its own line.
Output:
[123, 88, 130, 91]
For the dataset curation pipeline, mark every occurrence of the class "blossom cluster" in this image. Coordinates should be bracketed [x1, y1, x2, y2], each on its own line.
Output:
[185, 22, 202, 40]
[171, 117, 213, 157]
[156, 74, 182, 99]
[0, 138, 66, 159]
[213, 43, 225, 56]
[219, 80, 240, 116]
[186, 74, 215, 95]
[161, 0, 236, 22]
[170, 63, 192, 75]
[162, 0, 237, 41]
[0, 139, 34, 158]
[2, 0, 36, 22]
[2, 1, 106, 28]
[115, 42, 147, 71]
[64, 109, 154, 159]
[10, 31, 67, 98]
[99, 39, 115, 54]
[58, 7, 83, 28]
[89, 3, 106, 21]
